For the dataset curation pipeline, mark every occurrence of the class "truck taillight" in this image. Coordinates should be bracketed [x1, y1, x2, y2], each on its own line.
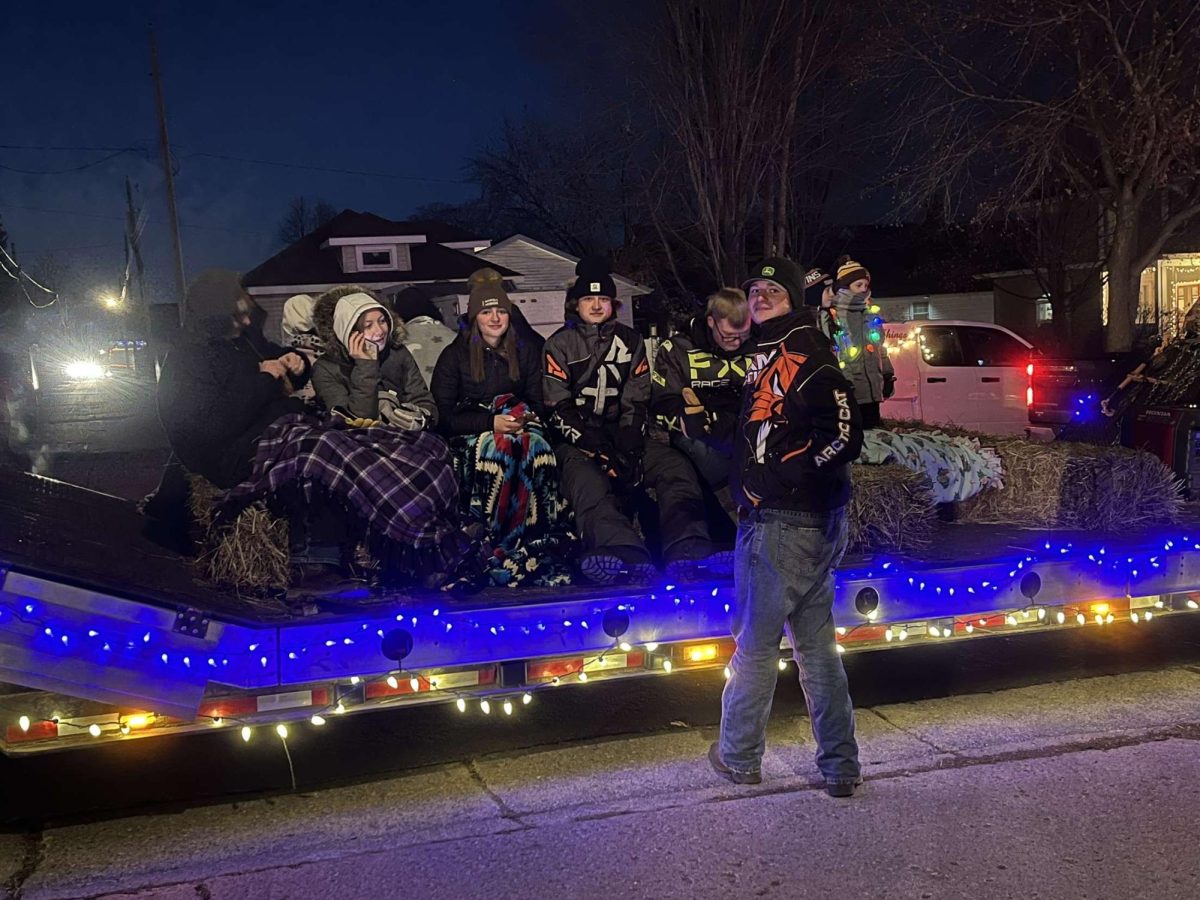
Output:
[1026, 363, 1034, 378]
[1027, 363, 1034, 406]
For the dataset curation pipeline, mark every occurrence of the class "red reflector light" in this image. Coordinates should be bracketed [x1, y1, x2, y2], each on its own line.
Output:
[527, 658, 584, 681]
[6, 720, 58, 743]
[199, 697, 258, 718]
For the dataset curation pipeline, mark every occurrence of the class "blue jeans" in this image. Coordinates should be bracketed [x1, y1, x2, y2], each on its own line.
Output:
[718, 506, 859, 783]
[670, 431, 731, 489]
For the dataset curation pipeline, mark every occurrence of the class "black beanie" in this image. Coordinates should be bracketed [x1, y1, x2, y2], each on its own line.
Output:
[742, 257, 807, 308]
[566, 256, 618, 306]
[392, 286, 441, 322]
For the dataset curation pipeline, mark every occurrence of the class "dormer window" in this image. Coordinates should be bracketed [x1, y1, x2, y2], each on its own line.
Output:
[358, 246, 396, 270]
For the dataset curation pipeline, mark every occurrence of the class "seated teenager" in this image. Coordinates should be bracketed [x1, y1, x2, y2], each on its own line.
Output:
[280, 293, 322, 402]
[311, 286, 437, 430]
[430, 268, 570, 586]
[652, 287, 755, 488]
[543, 257, 731, 584]
[155, 270, 359, 593]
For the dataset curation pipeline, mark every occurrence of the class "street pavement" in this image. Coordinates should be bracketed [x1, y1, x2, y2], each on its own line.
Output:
[3, 664, 1199, 899]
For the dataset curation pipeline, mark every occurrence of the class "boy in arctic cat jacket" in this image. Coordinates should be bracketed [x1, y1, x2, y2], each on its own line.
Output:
[543, 257, 731, 585]
[710, 256, 864, 800]
[651, 287, 755, 489]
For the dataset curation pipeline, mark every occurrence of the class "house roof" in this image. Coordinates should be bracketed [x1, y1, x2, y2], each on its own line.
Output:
[480, 234, 653, 295]
[242, 210, 512, 289]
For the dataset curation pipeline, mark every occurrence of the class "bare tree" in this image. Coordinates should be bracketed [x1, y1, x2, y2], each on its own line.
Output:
[642, 0, 842, 286]
[884, 0, 1200, 352]
[465, 117, 628, 257]
[276, 196, 339, 246]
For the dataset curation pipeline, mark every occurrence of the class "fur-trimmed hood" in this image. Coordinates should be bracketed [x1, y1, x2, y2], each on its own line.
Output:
[313, 285, 407, 358]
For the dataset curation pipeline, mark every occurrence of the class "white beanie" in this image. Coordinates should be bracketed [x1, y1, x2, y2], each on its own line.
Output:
[332, 292, 392, 349]
[281, 294, 316, 343]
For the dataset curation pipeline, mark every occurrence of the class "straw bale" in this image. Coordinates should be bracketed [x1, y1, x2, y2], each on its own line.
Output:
[849, 464, 938, 552]
[951, 437, 1182, 530]
[188, 475, 290, 590]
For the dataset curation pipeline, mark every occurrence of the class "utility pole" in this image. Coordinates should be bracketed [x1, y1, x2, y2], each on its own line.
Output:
[149, 26, 187, 327]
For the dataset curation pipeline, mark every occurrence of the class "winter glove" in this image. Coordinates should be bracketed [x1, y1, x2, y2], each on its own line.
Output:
[882, 373, 896, 400]
[679, 387, 709, 439]
[378, 390, 427, 431]
[609, 450, 645, 490]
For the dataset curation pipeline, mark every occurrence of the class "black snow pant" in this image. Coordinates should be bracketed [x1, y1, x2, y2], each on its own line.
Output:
[556, 440, 709, 560]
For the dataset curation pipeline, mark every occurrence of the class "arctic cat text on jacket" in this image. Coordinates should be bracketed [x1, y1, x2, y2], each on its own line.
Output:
[731, 309, 863, 513]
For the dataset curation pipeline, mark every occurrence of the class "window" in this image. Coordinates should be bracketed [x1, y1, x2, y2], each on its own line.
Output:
[916, 325, 964, 367]
[358, 246, 396, 270]
[1036, 298, 1053, 323]
[909, 301, 930, 320]
[959, 326, 1029, 368]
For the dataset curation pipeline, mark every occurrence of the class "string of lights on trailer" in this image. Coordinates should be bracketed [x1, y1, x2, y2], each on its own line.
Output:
[5, 531, 1200, 752]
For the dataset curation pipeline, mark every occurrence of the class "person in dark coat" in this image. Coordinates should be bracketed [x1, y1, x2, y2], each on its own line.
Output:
[154, 271, 355, 592]
[157, 270, 309, 491]
[543, 256, 731, 584]
[651, 287, 755, 488]
[430, 268, 569, 586]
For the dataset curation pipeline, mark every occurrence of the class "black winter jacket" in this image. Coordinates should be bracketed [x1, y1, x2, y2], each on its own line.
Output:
[542, 313, 650, 454]
[430, 331, 544, 437]
[651, 316, 755, 454]
[157, 330, 308, 489]
[731, 309, 863, 514]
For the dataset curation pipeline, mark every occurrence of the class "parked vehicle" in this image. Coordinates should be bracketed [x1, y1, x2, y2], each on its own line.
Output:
[1027, 355, 1134, 439]
[881, 321, 1034, 436]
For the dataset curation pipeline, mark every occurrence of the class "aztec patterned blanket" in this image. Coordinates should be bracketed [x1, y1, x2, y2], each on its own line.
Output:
[451, 395, 574, 587]
[857, 429, 1004, 503]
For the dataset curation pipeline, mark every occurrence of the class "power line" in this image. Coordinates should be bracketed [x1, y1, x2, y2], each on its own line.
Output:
[0, 149, 141, 175]
[182, 151, 467, 185]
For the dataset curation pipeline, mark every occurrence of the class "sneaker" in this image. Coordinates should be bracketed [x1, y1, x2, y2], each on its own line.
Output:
[707, 742, 762, 785]
[579, 548, 656, 585]
[665, 539, 734, 582]
[824, 777, 863, 798]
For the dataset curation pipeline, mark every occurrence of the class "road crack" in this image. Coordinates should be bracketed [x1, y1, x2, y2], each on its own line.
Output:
[867, 707, 959, 756]
[3, 830, 44, 900]
[465, 760, 527, 825]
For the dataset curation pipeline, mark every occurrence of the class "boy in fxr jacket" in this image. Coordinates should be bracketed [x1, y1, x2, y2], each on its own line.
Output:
[543, 257, 731, 585]
[709, 255, 865, 800]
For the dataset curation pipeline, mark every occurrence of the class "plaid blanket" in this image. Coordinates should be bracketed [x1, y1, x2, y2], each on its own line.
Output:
[222, 413, 461, 558]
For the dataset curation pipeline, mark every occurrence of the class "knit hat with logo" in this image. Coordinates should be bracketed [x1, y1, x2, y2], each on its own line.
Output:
[467, 268, 514, 320]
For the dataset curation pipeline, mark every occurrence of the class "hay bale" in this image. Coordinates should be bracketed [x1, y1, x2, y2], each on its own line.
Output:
[188, 475, 290, 591]
[953, 438, 1183, 530]
[850, 464, 937, 552]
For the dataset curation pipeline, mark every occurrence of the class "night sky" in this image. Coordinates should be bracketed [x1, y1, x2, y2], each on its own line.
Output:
[2, 0, 586, 305]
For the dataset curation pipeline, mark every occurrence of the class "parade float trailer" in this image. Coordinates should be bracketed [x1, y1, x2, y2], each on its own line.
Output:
[0, 457, 1196, 754]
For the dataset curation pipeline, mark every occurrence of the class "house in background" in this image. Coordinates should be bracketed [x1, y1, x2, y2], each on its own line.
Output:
[242, 210, 509, 341]
[242, 212, 649, 342]
[474, 234, 648, 337]
[873, 291, 995, 326]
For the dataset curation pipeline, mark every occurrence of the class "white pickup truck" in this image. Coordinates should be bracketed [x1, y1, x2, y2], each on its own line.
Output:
[881, 320, 1034, 436]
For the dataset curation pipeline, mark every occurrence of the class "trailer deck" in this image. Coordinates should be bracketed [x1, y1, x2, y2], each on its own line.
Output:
[2, 467, 1199, 753]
